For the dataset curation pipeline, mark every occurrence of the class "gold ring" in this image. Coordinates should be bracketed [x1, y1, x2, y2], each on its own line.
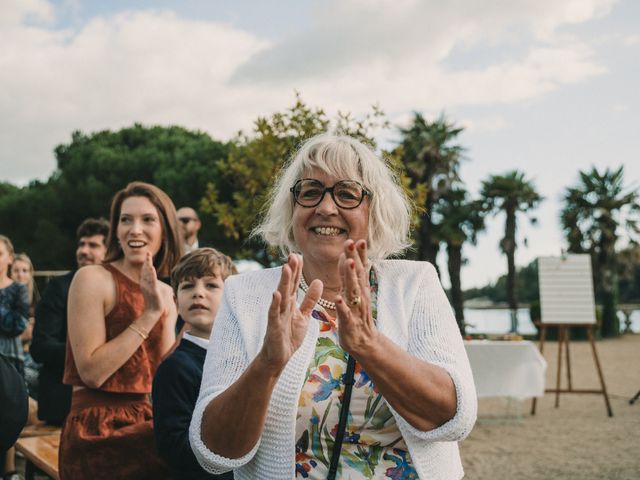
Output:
[349, 295, 361, 306]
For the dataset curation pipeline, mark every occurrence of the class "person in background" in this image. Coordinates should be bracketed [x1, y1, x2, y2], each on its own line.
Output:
[189, 135, 477, 480]
[177, 207, 203, 254]
[30, 217, 109, 426]
[0, 354, 28, 480]
[0, 236, 29, 374]
[153, 248, 237, 480]
[59, 182, 182, 479]
[0, 235, 29, 480]
[11, 252, 41, 424]
[11, 253, 40, 320]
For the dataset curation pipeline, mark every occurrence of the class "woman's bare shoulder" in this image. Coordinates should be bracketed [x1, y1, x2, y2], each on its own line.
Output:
[71, 265, 112, 290]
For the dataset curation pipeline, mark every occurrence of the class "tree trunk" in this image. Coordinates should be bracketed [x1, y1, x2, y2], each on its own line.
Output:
[417, 210, 431, 262]
[417, 155, 437, 266]
[599, 237, 620, 337]
[447, 242, 465, 336]
[504, 205, 518, 332]
[600, 289, 619, 337]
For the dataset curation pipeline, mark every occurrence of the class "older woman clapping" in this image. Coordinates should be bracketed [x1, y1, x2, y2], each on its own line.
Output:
[190, 134, 477, 480]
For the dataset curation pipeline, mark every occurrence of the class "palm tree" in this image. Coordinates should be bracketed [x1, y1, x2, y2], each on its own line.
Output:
[560, 166, 640, 337]
[481, 171, 543, 332]
[398, 113, 464, 267]
[434, 187, 486, 335]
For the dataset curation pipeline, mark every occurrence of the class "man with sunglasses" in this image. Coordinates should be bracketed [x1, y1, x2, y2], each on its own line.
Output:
[177, 207, 203, 254]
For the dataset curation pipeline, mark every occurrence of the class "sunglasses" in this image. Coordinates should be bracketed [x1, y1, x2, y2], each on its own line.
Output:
[178, 217, 198, 225]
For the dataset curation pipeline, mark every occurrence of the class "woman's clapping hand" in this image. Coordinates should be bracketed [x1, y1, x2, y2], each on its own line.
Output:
[261, 254, 321, 371]
[336, 239, 379, 356]
[140, 252, 166, 319]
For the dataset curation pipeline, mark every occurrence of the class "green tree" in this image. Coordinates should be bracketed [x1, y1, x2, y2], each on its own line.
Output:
[201, 94, 387, 265]
[0, 182, 19, 198]
[481, 170, 543, 332]
[464, 259, 540, 305]
[0, 124, 229, 269]
[617, 245, 640, 303]
[560, 166, 640, 337]
[397, 113, 464, 267]
[434, 187, 485, 335]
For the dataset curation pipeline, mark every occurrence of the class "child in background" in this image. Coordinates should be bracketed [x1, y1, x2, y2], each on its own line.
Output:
[152, 248, 236, 480]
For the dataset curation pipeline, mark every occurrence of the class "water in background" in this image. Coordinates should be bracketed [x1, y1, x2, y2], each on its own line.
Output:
[464, 308, 640, 335]
[464, 308, 535, 335]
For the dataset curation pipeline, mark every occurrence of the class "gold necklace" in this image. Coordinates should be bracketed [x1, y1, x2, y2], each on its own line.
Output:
[299, 275, 336, 310]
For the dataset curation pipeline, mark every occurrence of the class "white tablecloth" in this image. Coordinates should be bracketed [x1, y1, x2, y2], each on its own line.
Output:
[464, 340, 547, 400]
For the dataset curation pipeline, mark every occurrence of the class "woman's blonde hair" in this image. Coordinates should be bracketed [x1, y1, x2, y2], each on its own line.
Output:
[12, 253, 40, 307]
[0, 235, 15, 276]
[254, 134, 412, 259]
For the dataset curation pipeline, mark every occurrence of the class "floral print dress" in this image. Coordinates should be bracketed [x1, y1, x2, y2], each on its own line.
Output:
[0, 281, 29, 376]
[295, 269, 418, 479]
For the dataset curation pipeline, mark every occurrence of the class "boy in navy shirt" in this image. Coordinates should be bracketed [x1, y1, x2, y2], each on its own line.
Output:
[153, 248, 237, 480]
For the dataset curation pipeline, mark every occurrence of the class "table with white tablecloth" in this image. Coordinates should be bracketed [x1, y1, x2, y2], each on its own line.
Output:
[464, 340, 547, 400]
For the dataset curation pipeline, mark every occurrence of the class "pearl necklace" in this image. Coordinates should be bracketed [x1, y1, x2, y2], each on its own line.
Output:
[299, 275, 336, 310]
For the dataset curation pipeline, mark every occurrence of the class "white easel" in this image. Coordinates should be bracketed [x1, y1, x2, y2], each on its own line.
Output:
[531, 254, 613, 417]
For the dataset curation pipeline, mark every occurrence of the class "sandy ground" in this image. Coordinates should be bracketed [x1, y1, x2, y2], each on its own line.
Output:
[460, 333, 640, 480]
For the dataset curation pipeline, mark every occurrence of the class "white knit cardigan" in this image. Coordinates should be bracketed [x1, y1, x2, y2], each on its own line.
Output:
[189, 260, 477, 480]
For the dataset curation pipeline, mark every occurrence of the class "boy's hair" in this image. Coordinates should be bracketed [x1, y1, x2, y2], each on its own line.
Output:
[170, 247, 237, 294]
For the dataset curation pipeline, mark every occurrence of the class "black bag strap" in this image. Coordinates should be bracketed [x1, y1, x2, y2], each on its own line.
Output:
[327, 354, 356, 480]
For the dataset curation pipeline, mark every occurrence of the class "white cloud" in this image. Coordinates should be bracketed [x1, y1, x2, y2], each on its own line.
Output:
[233, 0, 615, 81]
[228, 0, 610, 119]
[622, 34, 640, 46]
[0, 0, 54, 27]
[0, 0, 619, 184]
[461, 116, 508, 133]
[0, 7, 273, 184]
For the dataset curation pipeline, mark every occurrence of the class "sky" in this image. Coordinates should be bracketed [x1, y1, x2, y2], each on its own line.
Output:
[1, 0, 638, 288]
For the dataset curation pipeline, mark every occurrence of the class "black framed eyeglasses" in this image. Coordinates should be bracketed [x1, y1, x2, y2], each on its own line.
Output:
[290, 179, 370, 209]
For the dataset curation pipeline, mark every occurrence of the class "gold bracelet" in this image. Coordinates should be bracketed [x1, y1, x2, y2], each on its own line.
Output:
[127, 323, 148, 340]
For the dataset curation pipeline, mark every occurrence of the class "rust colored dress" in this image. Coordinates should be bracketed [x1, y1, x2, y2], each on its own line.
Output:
[59, 263, 170, 479]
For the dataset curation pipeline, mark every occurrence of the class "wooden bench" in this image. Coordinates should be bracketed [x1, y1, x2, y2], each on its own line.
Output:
[15, 432, 60, 480]
[20, 422, 60, 438]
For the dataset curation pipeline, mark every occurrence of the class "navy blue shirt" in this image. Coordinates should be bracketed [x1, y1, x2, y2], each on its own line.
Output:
[152, 337, 233, 480]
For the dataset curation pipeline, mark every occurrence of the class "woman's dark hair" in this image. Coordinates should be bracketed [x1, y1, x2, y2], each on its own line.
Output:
[104, 182, 183, 277]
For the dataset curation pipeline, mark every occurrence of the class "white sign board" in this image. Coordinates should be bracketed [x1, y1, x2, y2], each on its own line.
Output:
[538, 254, 597, 325]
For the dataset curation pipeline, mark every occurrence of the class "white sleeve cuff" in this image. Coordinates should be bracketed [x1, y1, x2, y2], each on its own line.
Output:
[189, 390, 260, 474]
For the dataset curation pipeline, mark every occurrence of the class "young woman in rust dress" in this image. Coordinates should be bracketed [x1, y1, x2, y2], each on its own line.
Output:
[59, 182, 183, 479]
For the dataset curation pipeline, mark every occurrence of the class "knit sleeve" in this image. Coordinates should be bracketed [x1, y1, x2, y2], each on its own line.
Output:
[189, 279, 260, 474]
[393, 262, 477, 442]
